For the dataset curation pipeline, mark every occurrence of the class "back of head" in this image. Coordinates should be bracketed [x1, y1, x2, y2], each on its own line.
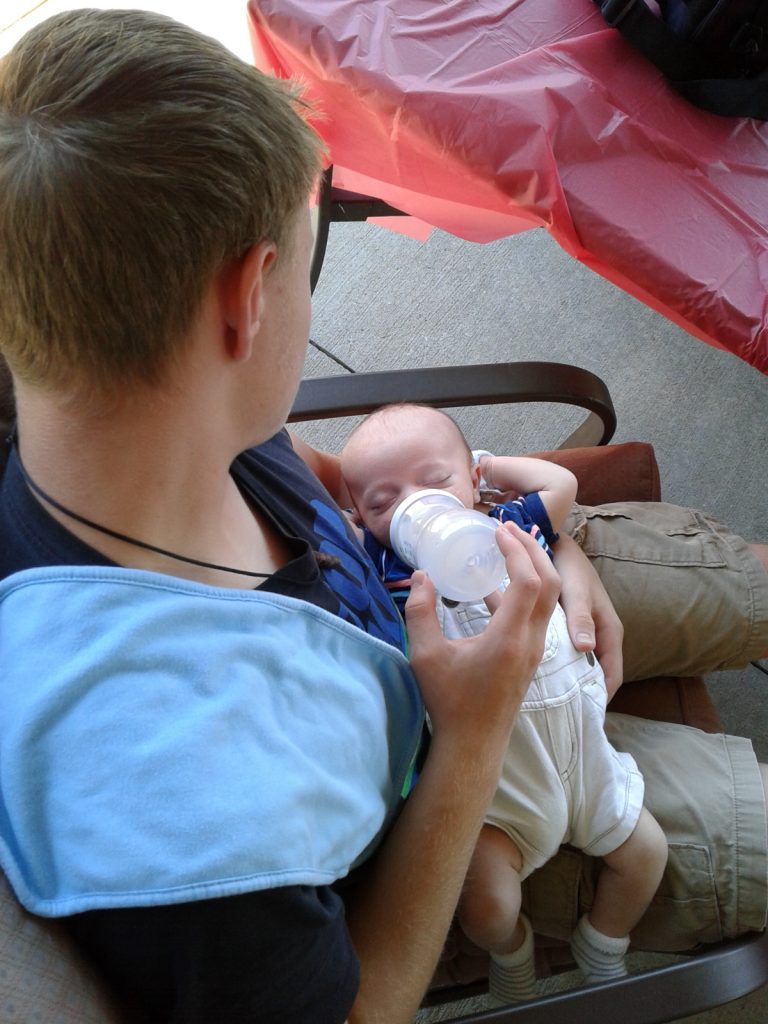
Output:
[342, 403, 473, 465]
[0, 8, 322, 394]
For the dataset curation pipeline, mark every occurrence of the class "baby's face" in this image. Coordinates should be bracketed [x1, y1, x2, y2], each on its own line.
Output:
[342, 407, 480, 547]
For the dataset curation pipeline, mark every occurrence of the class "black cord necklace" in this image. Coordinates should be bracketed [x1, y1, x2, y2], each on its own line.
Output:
[10, 432, 311, 580]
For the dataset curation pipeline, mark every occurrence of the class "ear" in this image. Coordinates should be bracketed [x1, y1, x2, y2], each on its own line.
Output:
[221, 240, 278, 362]
[471, 460, 483, 503]
[342, 507, 365, 543]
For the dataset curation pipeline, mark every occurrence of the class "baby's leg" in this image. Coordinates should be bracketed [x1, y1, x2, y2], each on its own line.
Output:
[571, 806, 668, 983]
[459, 824, 524, 953]
[458, 824, 536, 1004]
[592, 807, 668, 936]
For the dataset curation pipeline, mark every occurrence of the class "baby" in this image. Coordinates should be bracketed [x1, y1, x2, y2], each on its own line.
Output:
[340, 402, 668, 1006]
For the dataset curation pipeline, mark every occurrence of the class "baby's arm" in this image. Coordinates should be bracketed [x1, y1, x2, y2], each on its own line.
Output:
[476, 454, 577, 534]
[288, 433, 347, 501]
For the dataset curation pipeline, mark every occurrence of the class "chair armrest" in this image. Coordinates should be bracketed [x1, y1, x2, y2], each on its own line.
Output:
[289, 363, 617, 446]
[442, 930, 768, 1023]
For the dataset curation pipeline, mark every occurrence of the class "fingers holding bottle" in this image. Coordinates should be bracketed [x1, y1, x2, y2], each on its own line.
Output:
[404, 521, 559, 748]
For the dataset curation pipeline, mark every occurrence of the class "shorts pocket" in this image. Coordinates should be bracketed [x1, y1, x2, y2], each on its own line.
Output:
[574, 503, 727, 568]
[523, 841, 724, 952]
[632, 843, 722, 951]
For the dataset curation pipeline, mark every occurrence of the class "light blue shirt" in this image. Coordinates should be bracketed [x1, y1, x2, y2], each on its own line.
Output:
[0, 567, 424, 917]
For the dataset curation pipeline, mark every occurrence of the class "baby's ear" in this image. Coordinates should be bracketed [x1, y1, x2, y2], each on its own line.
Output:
[345, 504, 364, 526]
[471, 461, 483, 502]
[342, 507, 365, 543]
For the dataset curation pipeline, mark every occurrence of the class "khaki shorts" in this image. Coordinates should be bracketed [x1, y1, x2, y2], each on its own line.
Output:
[523, 503, 768, 949]
[522, 713, 768, 950]
[565, 501, 768, 681]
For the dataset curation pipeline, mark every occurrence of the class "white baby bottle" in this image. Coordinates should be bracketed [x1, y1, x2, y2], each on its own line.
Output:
[389, 489, 507, 602]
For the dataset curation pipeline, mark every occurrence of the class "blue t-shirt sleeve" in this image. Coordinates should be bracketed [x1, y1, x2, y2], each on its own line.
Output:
[489, 493, 558, 553]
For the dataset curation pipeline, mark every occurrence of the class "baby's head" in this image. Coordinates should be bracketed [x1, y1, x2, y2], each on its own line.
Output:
[340, 403, 481, 546]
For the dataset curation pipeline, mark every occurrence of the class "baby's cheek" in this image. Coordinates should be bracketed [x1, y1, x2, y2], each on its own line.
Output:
[376, 517, 394, 547]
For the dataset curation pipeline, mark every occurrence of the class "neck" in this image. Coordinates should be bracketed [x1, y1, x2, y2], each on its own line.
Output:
[17, 382, 226, 514]
[14, 381, 286, 587]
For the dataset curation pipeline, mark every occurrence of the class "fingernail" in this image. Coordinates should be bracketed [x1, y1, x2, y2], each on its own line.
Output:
[576, 632, 593, 645]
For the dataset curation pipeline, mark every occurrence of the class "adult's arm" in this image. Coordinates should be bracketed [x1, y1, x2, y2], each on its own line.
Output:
[555, 532, 624, 697]
[345, 524, 560, 1023]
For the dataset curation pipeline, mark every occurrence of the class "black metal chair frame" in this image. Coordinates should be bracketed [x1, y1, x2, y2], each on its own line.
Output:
[310, 165, 407, 294]
[440, 929, 768, 1024]
[291, 361, 617, 448]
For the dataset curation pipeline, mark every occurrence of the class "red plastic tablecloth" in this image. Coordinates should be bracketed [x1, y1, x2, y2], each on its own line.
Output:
[247, 0, 768, 373]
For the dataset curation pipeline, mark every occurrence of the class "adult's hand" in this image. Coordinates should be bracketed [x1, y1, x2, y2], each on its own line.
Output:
[555, 533, 624, 697]
[405, 521, 561, 750]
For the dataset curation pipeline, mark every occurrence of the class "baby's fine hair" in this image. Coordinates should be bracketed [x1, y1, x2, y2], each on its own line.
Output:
[344, 402, 473, 460]
[0, 8, 322, 392]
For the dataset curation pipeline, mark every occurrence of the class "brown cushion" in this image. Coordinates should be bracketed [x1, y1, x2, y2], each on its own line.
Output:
[609, 675, 722, 733]
[532, 442, 661, 506]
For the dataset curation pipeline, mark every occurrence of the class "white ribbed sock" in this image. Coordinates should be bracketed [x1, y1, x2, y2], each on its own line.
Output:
[570, 913, 629, 984]
[487, 913, 537, 1006]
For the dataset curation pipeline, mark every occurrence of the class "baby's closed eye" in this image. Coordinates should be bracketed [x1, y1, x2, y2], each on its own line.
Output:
[421, 474, 452, 487]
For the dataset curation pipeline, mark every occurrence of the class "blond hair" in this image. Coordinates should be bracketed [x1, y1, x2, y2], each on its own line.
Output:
[0, 8, 322, 391]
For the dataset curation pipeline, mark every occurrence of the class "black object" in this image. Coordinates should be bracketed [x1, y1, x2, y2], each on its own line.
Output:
[595, 0, 768, 118]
